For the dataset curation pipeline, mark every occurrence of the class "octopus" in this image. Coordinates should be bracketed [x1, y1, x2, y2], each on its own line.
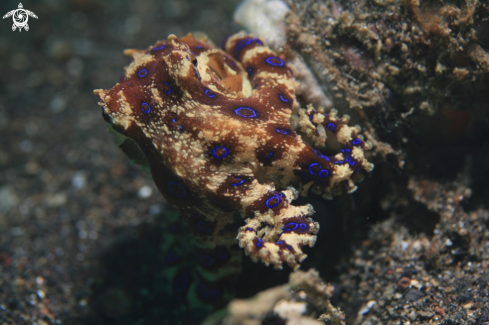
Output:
[94, 32, 373, 305]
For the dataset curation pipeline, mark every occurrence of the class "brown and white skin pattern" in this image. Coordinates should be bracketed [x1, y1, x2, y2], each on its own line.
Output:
[94, 33, 373, 285]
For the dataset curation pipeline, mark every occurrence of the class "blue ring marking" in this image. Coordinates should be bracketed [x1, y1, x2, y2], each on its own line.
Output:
[327, 123, 336, 132]
[309, 114, 314, 120]
[299, 223, 307, 230]
[205, 89, 216, 98]
[266, 196, 281, 208]
[264, 151, 273, 159]
[256, 238, 264, 247]
[210, 290, 221, 299]
[217, 250, 230, 260]
[308, 163, 319, 174]
[277, 240, 285, 245]
[334, 160, 344, 164]
[232, 177, 244, 186]
[141, 102, 151, 114]
[200, 255, 215, 266]
[212, 146, 228, 159]
[197, 283, 209, 297]
[352, 138, 362, 145]
[164, 82, 172, 95]
[235, 38, 251, 55]
[138, 69, 148, 77]
[301, 173, 310, 180]
[274, 192, 284, 198]
[165, 251, 179, 263]
[319, 169, 329, 178]
[266, 56, 285, 67]
[196, 46, 203, 49]
[279, 94, 290, 103]
[171, 119, 183, 130]
[276, 128, 289, 134]
[224, 56, 236, 67]
[196, 221, 212, 233]
[167, 181, 187, 197]
[314, 150, 331, 161]
[345, 156, 356, 166]
[153, 44, 166, 51]
[284, 222, 299, 232]
[341, 148, 351, 154]
[235, 38, 263, 56]
[173, 272, 190, 293]
[247, 228, 254, 232]
[234, 107, 257, 118]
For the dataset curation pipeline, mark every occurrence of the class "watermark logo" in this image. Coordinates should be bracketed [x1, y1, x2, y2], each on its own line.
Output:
[3, 3, 38, 32]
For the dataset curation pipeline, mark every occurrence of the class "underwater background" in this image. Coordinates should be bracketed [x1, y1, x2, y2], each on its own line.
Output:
[1, 0, 488, 324]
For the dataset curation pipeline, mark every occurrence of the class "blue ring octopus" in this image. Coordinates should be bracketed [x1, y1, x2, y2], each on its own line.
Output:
[95, 32, 374, 305]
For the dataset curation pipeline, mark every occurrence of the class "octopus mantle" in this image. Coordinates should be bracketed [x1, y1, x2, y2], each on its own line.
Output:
[95, 33, 374, 271]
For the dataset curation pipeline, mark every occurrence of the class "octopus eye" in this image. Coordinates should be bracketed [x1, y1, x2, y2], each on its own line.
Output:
[283, 222, 299, 231]
[212, 146, 228, 159]
[196, 221, 212, 233]
[319, 169, 329, 178]
[279, 94, 290, 103]
[352, 138, 362, 145]
[205, 89, 216, 98]
[265, 56, 284, 67]
[327, 123, 335, 132]
[192, 58, 198, 66]
[138, 69, 148, 77]
[153, 44, 166, 51]
[141, 102, 151, 114]
[265, 195, 281, 208]
[173, 272, 190, 293]
[200, 254, 215, 266]
[167, 181, 187, 197]
[234, 107, 257, 118]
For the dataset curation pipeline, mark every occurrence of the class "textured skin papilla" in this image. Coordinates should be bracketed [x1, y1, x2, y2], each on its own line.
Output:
[94, 32, 373, 302]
